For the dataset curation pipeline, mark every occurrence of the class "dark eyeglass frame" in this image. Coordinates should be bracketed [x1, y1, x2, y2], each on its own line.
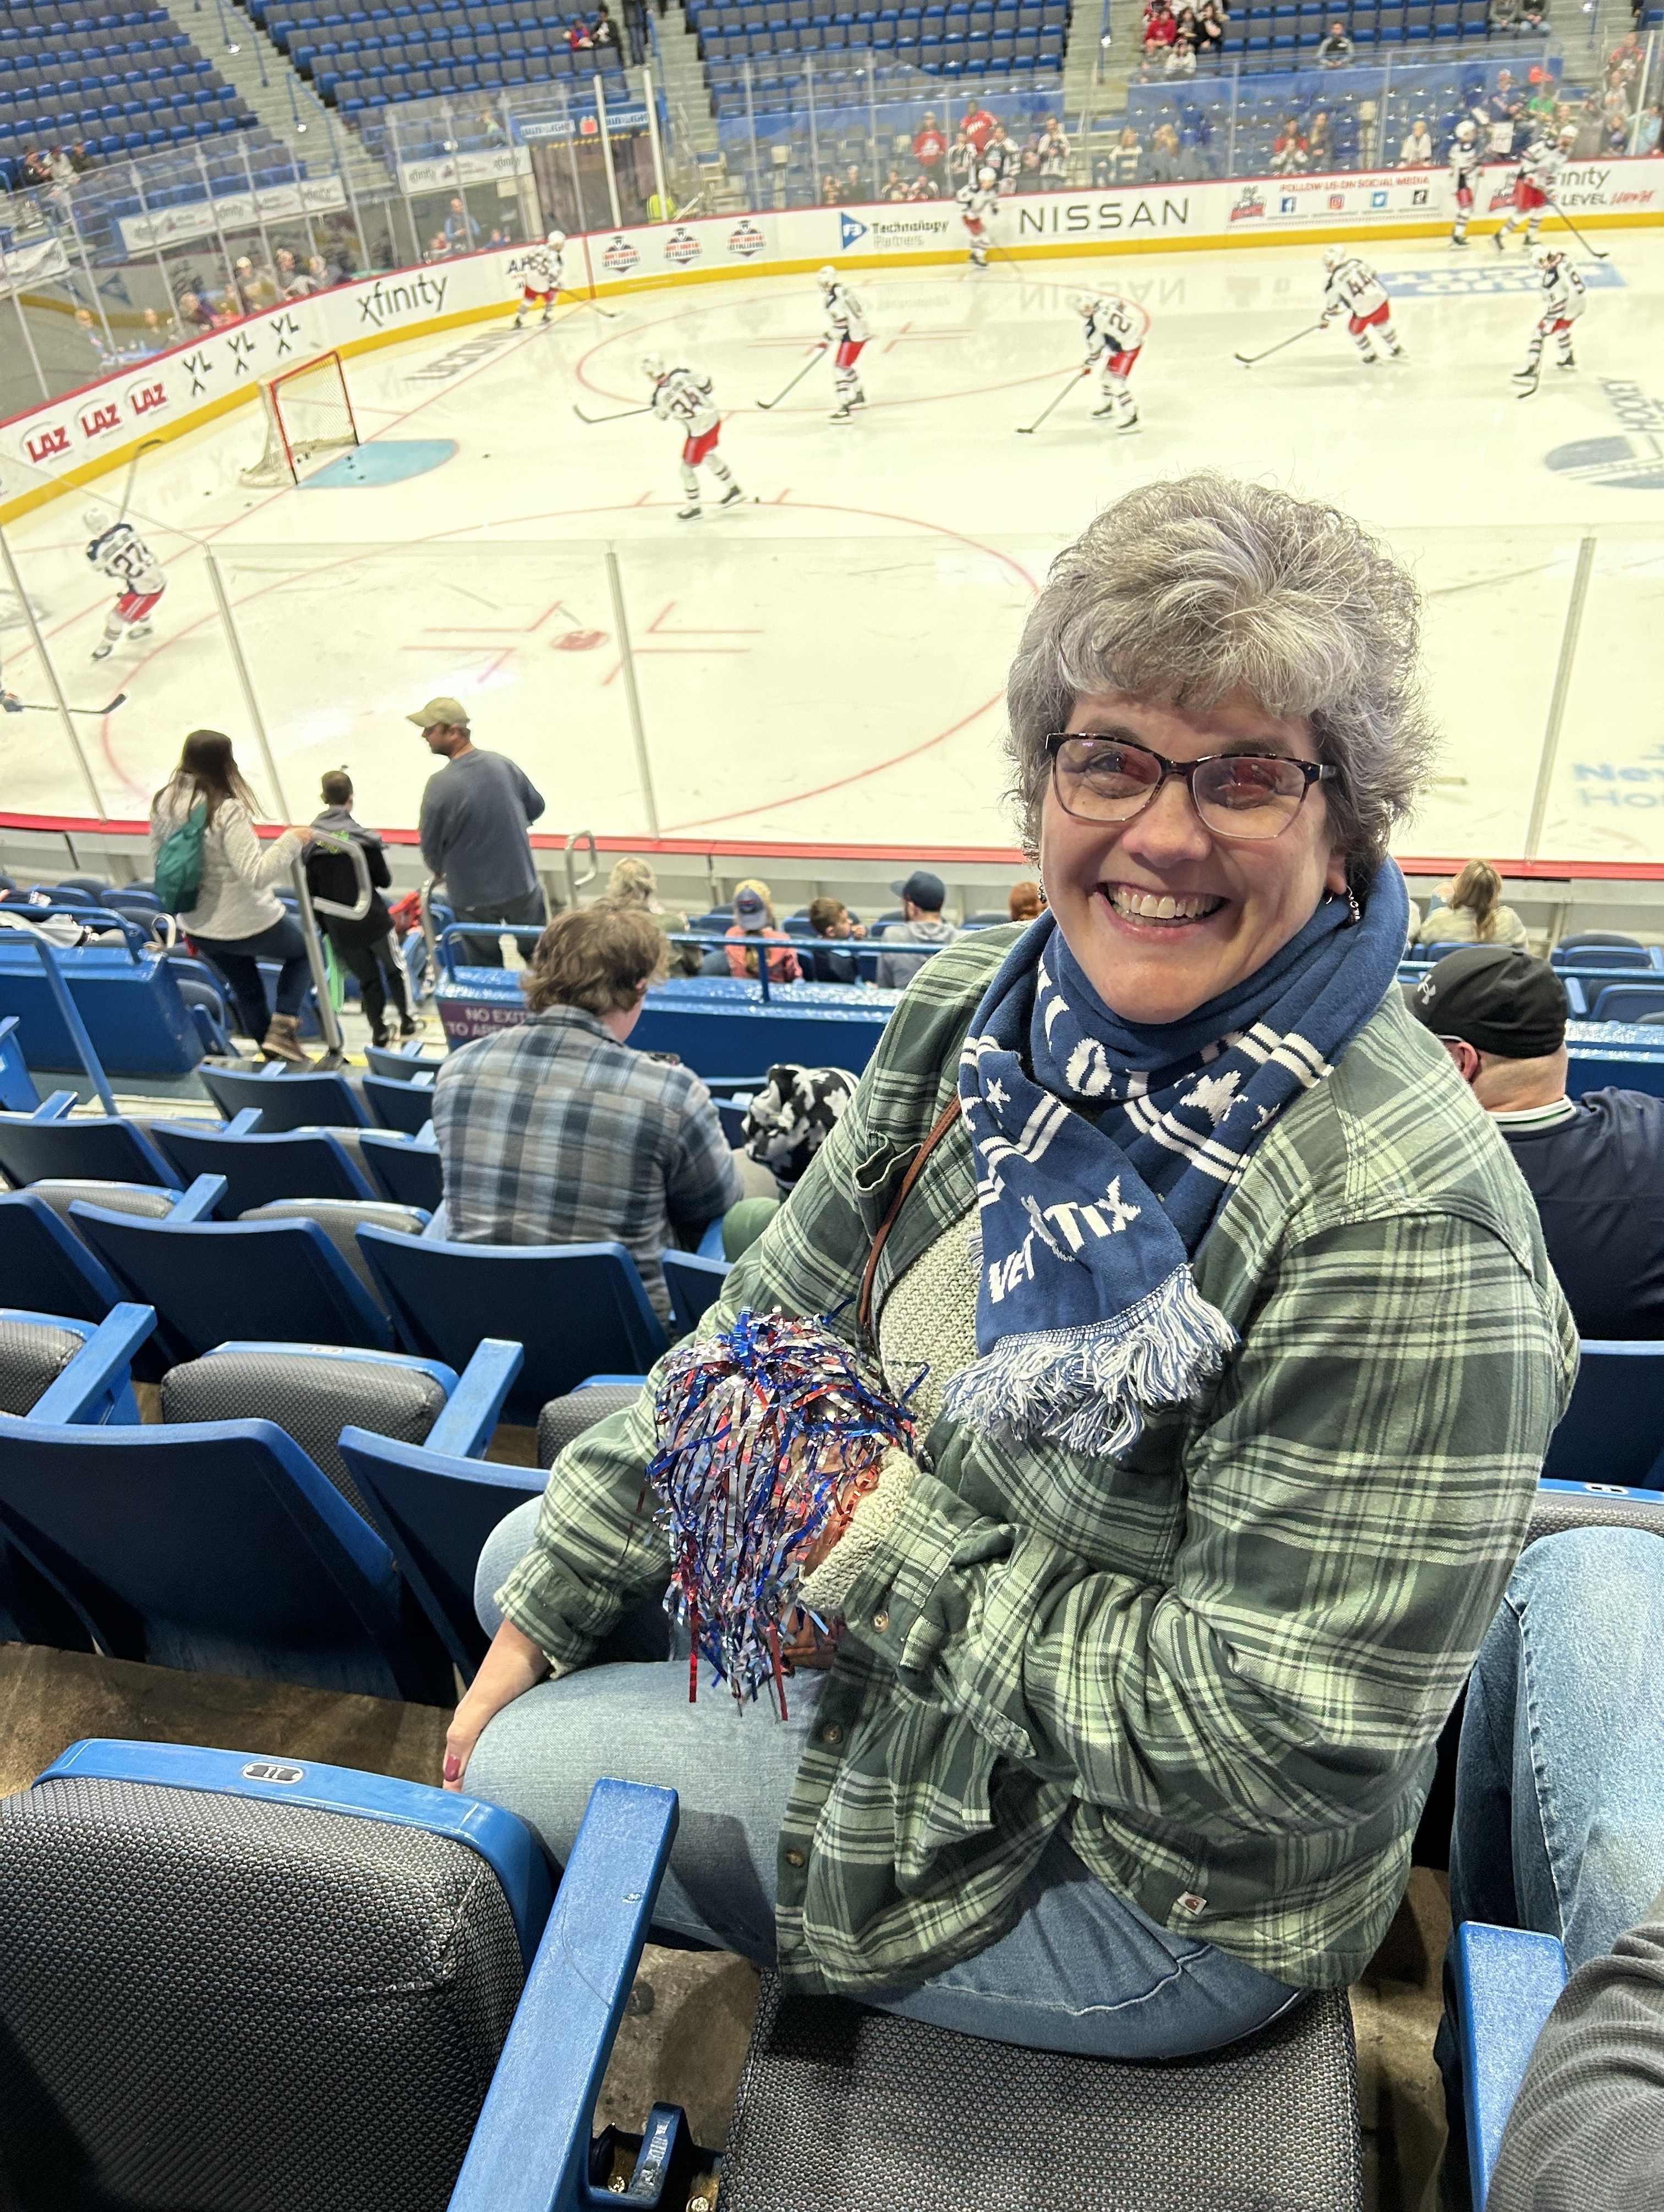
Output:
[1044, 732, 1337, 841]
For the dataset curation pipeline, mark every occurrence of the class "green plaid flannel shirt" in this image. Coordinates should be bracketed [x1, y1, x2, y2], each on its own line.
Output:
[496, 929, 1578, 1995]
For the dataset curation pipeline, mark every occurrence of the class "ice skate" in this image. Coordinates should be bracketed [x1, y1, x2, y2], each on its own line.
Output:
[91, 638, 114, 661]
[1092, 399, 1118, 417]
[830, 403, 853, 422]
[127, 619, 152, 640]
[1450, 234, 1469, 249]
[1556, 349, 1577, 370]
[849, 388, 867, 409]
[1491, 230, 1506, 252]
[513, 312, 526, 328]
[1113, 409, 1141, 434]
[677, 502, 702, 520]
[540, 308, 551, 324]
[718, 484, 745, 508]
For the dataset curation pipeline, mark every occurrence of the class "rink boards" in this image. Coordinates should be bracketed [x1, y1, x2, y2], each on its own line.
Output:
[4, 155, 1661, 522]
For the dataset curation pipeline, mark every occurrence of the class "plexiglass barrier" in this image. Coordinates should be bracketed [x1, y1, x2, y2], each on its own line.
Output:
[4, 517, 1663, 864]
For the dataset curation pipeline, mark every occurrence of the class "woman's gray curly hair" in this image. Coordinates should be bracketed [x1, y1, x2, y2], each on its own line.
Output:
[1005, 473, 1437, 882]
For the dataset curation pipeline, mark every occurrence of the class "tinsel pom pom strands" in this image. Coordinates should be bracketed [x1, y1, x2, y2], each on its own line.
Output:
[647, 1310, 918, 1716]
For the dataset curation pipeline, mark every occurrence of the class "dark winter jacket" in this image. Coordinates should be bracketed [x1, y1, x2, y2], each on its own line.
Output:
[304, 805, 393, 947]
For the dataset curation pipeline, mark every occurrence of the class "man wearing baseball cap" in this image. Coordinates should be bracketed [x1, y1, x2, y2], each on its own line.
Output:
[412, 696, 546, 967]
[1409, 945, 1664, 1336]
[874, 867, 960, 991]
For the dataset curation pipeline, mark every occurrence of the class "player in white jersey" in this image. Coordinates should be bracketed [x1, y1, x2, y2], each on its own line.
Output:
[1447, 119, 1484, 248]
[514, 229, 566, 326]
[643, 353, 745, 520]
[1071, 292, 1150, 432]
[818, 265, 869, 423]
[1513, 244, 1586, 396]
[83, 509, 165, 661]
[1318, 246, 1405, 365]
[1493, 129, 1573, 251]
[957, 166, 999, 269]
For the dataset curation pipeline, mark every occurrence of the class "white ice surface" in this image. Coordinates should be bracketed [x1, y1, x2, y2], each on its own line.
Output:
[5, 233, 1663, 860]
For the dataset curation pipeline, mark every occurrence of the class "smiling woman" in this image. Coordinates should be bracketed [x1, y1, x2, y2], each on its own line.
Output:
[441, 471, 1578, 2070]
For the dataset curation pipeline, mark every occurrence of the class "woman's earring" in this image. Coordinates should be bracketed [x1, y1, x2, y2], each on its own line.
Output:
[1347, 886, 1362, 926]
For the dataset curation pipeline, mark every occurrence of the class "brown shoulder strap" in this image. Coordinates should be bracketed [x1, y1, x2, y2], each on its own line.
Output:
[857, 1094, 963, 1338]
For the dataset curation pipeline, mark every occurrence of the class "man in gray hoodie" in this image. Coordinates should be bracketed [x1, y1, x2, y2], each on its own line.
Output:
[874, 868, 961, 990]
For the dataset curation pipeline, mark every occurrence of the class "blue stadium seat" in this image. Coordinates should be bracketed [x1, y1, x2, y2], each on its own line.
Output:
[71, 1185, 399, 1354]
[662, 1249, 729, 1337]
[0, 1179, 204, 1364]
[1542, 1341, 1664, 1488]
[150, 1113, 382, 1212]
[363, 1068, 438, 1134]
[358, 1124, 444, 1209]
[1551, 937, 1655, 968]
[1453, 1921, 1568, 2211]
[355, 1229, 670, 1424]
[1591, 983, 1664, 1023]
[0, 1092, 174, 1187]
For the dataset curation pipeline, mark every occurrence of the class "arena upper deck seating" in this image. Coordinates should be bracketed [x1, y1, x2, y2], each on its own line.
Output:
[0, 3, 256, 182]
[242, 0, 633, 114]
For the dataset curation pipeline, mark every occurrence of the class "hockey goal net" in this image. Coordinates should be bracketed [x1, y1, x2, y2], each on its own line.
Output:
[239, 350, 359, 487]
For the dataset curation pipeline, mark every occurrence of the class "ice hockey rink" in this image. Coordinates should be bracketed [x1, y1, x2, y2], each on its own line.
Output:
[5, 229, 1664, 861]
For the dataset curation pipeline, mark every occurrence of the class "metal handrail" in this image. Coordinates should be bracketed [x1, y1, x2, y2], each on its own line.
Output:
[562, 831, 599, 912]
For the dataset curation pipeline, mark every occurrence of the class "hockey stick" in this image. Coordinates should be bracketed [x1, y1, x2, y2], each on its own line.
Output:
[1542, 197, 1611, 261]
[115, 437, 164, 524]
[755, 344, 829, 410]
[1016, 367, 1089, 435]
[572, 400, 655, 425]
[1234, 321, 1326, 367]
[572, 293, 622, 320]
[2, 690, 127, 716]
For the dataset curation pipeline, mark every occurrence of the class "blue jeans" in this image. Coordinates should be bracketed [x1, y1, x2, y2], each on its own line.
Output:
[191, 914, 309, 1041]
[1437, 1528, 1664, 2134]
[466, 1500, 1302, 2059]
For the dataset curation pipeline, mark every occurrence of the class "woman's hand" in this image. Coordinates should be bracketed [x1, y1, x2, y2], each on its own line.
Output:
[443, 1619, 551, 1791]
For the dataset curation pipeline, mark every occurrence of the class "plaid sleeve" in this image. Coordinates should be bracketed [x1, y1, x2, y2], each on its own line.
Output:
[844, 1205, 1577, 1840]
[661, 1081, 743, 1225]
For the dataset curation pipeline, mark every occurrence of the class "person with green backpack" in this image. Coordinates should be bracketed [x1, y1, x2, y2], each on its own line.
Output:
[149, 730, 315, 1065]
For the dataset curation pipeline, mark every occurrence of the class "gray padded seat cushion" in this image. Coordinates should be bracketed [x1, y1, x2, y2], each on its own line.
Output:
[238, 1199, 426, 1305]
[537, 1385, 643, 1468]
[0, 1315, 84, 1417]
[0, 1772, 523, 2211]
[1526, 1491, 1664, 1548]
[161, 1347, 448, 1517]
[31, 1179, 177, 1230]
[718, 1976, 1363, 2212]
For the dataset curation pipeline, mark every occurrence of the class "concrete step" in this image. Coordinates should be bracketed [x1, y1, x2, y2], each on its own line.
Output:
[162, 0, 323, 139]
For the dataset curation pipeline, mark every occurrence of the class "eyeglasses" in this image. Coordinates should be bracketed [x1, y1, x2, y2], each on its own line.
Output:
[1046, 733, 1336, 842]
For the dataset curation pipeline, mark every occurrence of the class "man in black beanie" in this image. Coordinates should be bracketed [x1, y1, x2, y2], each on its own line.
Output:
[1409, 944, 1664, 1337]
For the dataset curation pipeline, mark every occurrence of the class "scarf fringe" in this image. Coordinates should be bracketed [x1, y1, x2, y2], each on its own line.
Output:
[942, 1266, 1239, 1458]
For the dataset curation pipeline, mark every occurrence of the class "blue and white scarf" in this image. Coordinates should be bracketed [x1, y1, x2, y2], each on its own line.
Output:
[943, 860, 1410, 1457]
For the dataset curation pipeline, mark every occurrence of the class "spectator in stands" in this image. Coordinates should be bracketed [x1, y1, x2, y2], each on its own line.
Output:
[449, 474, 1574, 2065]
[413, 694, 546, 968]
[304, 770, 418, 1049]
[444, 196, 480, 252]
[568, 12, 594, 45]
[1435, 1523, 1664, 2210]
[946, 128, 978, 191]
[805, 896, 867, 984]
[431, 901, 765, 1324]
[844, 162, 866, 200]
[725, 881, 802, 983]
[1008, 879, 1043, 922]
[1038, 114, 1070, 180]
[47, 146, 74, 186]
[1399, 116, 1435, 164]
[621, 0, 647, 65]
[882, 168, 910, 201]
[1307, 109, 1332, 165]
[67, 142, 92, 175]
[1316, 17, 1354, 62]
[149, 730, 314, 1066]
[1269, 117, 1309, 172]
[307, 253, 336, 290]
[907, 171, 942, 200]
[1195, 1, 1225, 56]
[1409, 946, 1664, 1338]
[913, 108, 948, 189]
[132, 308, 166, 356]
[1016, 146, 1044, 188]
[1112, 125, 1143, 184]
[874, 867, 959, 987]
[19, 148, 50, 186]
[820, 171, 841, 203]
[983, 120, 1019, 185]
[960, 95, 998, 153]
[177, 289, 216, 333]
[72, 309, 111, 367]
[1641, 103, 1663, 155]
[1573, 96, 1605, 157]
[1146, 123, 1185, 180]
[593, 7, 621, 51]
[1164, 31, 1197, 75]
[234, 256, 276, 312]
[1143, 0, 1179, 51]
[1413, 858, 1529, 948]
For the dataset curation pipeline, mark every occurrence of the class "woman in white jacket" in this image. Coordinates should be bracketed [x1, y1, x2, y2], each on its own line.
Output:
[150, 731, 313, 1064]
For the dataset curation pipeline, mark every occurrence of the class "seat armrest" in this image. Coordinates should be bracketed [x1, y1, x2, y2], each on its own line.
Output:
[1457, 1920, 1568, 2210]
[29, 1090, 79, 1122]
[25, 1302, 156, 1426]
[448, 1778, 678, 2212]
[695, 1217, 726, 1260]
[427, 1337, 526, 1458]
[166, 1174, 228, 1222]
[227, 1107, 264, 1135]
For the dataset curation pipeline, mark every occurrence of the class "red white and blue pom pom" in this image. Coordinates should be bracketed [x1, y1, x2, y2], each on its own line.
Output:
[648, 1310, 918, 1715]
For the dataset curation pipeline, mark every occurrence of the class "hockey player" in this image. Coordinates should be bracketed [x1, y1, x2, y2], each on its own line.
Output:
[643, 353, 745, 520]
[1071, 291, 1149, 432]
[1493, 127, 1574, 252]
[957, 164, 999, 269]
[1448, 119, 1483, 248]
[1318, 245, 1405, 365]
[83, 508, 165, 661]
[514, 229, 567, 326]
[818, 265, 869, 423]
[1513, 243, 1586, 396]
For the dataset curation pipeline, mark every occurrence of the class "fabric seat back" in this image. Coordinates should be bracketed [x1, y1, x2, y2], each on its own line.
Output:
[239, 1198, 427, 1305]
[161, 1345, 450, 1515]
[0, 1770, 525, 2211]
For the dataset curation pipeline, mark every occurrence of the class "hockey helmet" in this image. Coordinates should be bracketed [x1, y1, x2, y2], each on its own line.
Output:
[546, 228, 566, 249]
[1558, 123, 1577, 142]
[1454, 119, 1476, 141]
[81, 506, 110, 535]
[977, 164, 996, 186]
[817, 263, 838, 288]
[1532, 243, 1561, 267]
[1322, 244, 1346, 271]
[641, 351, 666, 380]
[1069, 292, 1098, 317]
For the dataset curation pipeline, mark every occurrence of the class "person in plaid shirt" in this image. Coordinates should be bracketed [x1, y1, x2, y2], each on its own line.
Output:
[443, 477, 1575, 2060]
[431, 901, 748, 1325]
